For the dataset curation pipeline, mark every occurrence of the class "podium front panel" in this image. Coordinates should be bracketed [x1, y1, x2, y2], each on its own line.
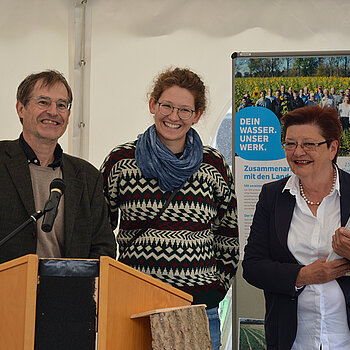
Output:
[98, 257, 193, 350]
[34, 259, 99, 350]
[0, 254, 38, 350]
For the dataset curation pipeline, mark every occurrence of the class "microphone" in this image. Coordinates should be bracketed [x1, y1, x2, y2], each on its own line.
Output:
[41, 178, 66, 232]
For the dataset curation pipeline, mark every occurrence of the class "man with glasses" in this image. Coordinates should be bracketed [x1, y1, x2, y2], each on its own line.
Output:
[0, 70, 116, 263]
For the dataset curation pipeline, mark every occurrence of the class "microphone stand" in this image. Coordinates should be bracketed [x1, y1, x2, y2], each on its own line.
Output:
[0, 201, 55, 248]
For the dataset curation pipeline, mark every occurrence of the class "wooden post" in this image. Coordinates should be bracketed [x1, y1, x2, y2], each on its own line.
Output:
[131, 304, 212, 350]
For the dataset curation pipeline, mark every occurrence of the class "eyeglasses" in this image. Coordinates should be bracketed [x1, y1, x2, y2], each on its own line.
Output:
[157, 102, 195, 120]
[29, 96, 71, 112]
[282, 140, 329, 151]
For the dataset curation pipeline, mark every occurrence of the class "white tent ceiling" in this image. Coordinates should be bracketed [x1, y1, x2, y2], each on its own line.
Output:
[1, 0, 349, 167]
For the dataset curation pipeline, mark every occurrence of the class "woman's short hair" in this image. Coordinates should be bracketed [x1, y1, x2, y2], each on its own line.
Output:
[149, 67, 207, 113]
[281, 105, 341, 163]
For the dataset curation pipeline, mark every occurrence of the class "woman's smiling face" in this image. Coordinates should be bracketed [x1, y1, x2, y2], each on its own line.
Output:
[149, 85, 202, 154]
[285, 123, 338, 181]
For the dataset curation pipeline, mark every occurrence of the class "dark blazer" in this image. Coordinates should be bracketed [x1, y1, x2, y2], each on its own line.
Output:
[242, 168, 350, 350]
[0, 139, 116, 264]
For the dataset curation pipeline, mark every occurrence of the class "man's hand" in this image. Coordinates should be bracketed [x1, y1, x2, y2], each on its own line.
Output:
[333, 227, 350, 260]
[296, 257, 350, 287]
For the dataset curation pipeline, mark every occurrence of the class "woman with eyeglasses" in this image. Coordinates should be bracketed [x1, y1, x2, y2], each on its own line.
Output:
[101, 67, 239, 349]
[243, 105, 350, 350]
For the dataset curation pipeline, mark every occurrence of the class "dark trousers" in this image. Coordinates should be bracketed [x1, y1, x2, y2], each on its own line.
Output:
[340, 116, 349, 131]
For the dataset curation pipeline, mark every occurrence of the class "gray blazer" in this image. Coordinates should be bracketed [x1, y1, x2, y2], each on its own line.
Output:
[0, 139, 116, 263]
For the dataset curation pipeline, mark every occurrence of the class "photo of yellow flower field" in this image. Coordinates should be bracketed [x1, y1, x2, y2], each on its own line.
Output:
[235, 76, 350, 111]
[234, 56, 350, 156]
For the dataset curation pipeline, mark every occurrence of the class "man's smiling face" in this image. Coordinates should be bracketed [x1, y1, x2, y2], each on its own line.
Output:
[17, 80, 70, 146]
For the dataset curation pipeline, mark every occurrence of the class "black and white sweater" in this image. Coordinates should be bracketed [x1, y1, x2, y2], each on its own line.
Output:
[101, 140, 239, 308]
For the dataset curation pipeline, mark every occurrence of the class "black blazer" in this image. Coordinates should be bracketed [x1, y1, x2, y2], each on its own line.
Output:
[0, 139, 116, 263]
[242, 168, 350, 350]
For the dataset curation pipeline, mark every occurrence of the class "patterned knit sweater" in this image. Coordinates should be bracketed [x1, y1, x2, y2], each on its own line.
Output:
[101, 140, 239, 308]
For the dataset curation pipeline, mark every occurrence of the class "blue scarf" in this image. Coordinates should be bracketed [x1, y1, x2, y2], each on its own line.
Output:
[135, 125, 203, 192]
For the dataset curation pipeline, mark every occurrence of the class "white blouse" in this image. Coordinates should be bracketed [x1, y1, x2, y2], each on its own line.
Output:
[283, 170, 350, 350]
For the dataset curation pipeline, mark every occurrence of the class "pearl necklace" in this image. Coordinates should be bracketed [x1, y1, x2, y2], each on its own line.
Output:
[299, 168, 336, 206]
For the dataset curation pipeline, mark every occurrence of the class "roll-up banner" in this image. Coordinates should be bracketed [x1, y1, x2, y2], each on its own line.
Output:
[231, 51, 350, 259]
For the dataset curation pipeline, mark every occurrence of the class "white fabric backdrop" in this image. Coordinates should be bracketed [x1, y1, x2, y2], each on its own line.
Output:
[1, 0, 349, 168]
[0, 0, 71, 150]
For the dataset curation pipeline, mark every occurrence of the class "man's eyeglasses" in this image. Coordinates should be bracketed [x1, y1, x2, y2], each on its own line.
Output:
[282, 140, 329, 151]
[157, 102, 195, 120]
[29, 96, 71, 112]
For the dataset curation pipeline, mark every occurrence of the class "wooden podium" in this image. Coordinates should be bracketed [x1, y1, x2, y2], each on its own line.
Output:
[0, 255, 193, 350]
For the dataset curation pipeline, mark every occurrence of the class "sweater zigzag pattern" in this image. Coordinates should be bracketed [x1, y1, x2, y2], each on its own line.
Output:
[101, 140, 239, 308]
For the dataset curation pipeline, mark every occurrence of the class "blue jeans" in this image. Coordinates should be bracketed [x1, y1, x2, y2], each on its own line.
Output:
[206, 307, 222, 350]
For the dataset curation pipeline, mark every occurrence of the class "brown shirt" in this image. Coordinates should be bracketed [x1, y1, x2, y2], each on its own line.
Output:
[29, 164, 64, 258]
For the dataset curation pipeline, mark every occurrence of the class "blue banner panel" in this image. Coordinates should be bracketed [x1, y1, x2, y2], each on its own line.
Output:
[235, 106, 285, 161]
